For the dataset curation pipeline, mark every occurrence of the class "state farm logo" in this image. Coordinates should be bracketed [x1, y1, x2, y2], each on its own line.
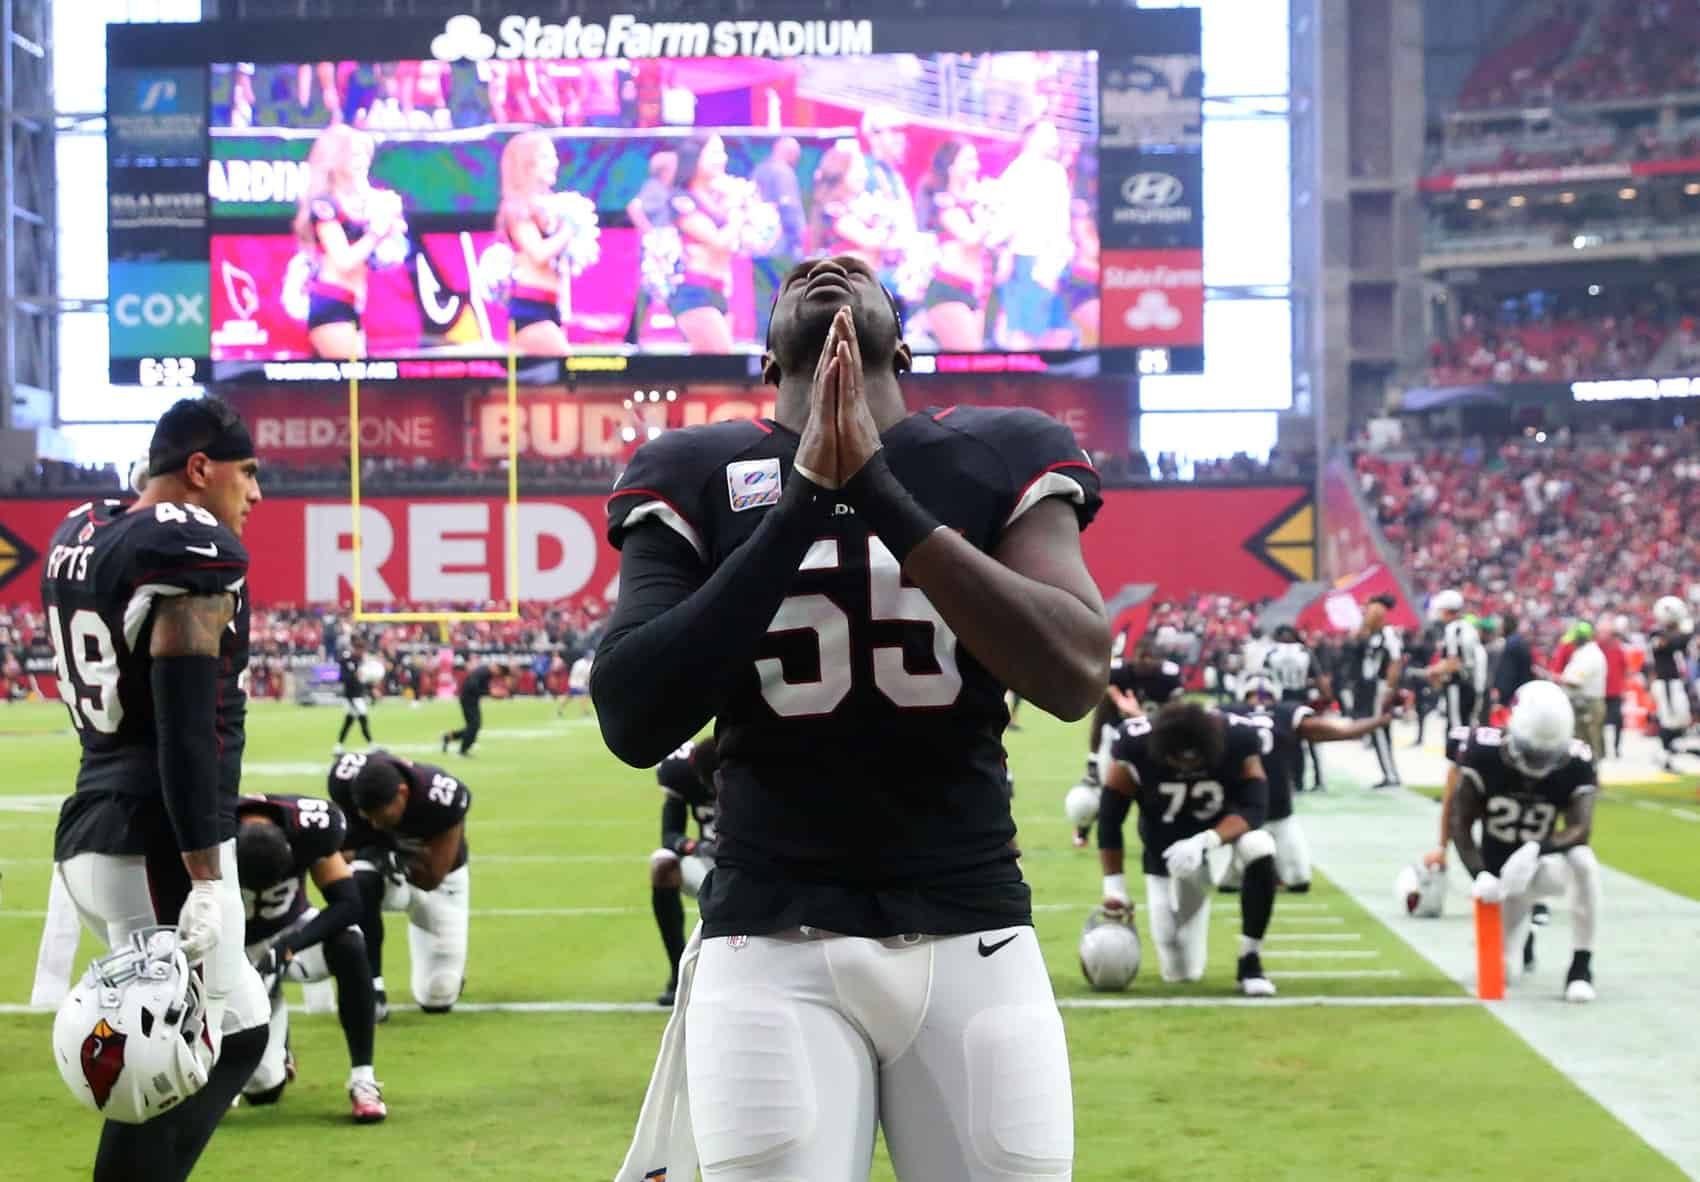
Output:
[1114, 172, 1191, 226]
[1122, 290, 1182, 332]
[1104, 262, 1203, 290]
[432, 15, 497, 61]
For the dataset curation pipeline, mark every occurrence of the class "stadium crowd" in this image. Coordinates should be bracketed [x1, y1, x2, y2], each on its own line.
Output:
[1425, 287, 1694, 385]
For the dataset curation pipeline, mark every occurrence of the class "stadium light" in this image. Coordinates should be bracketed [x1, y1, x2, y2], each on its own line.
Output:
[1618, 187, 1637, 200]
[620, 426, 638, 442]
[646, 426, 663, 440]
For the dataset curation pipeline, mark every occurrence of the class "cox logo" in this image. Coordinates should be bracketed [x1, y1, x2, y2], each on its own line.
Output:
[1120, 173, 1182, 209]
[115, 291, 205, 328]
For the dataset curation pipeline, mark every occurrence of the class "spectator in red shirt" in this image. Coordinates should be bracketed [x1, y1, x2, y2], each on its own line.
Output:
[1597, 613, 1629, 759]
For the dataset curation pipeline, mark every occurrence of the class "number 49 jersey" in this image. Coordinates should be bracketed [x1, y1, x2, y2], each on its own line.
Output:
[607, 407, 1101, 924]
[1111, 713, 1268, 876]
[1447, 725, 1596, 874]
[44, 499, 251, 860]
[237, 793, 347, 944]
[327, 749, 472, 873]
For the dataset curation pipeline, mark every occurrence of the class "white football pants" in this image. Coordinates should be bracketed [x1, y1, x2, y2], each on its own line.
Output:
[388, 864, 470, 1008]
[1145, 832, 1273, 982]
[57, 837, 270, 1035]
[1502, 846, 1600, 969]
[685, 927, 1073, 1181]
[1266, 816, 1312, 889]
[1653, 679, 1692, 732]
[242, 907, 346, 1093]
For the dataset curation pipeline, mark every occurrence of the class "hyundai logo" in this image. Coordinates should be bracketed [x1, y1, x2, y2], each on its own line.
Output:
[1120, 173, 1183, 209]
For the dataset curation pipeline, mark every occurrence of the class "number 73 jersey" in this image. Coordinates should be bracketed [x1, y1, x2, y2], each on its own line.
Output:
[42, 499, 250, 859]
[607, 407, 1100, 880]
[1111, 714, 1267, 876]
[1447, 725, 1596, 874]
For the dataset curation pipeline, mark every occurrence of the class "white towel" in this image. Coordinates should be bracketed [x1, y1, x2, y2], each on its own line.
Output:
[30, 867, 82, 1007]
[614, 924, 703, 1182]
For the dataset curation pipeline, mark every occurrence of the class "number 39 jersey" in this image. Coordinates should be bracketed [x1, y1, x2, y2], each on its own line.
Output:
[607, 406, 1101, 935]
[1111, 713, 1268, 876]
[237, 793, 347, 944]
[327, 749, 472, 873]
[44, 499, 251, 860]
[1447, 726, 1596, 874]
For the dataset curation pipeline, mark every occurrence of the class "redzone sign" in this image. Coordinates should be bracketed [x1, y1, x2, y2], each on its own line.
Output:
[1101, 248, 1202, 348]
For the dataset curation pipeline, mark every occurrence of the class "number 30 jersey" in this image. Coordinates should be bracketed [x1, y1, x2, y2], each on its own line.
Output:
[327, 750, 472, 873]
[607, 407, 1101, 936]
[237, 793, 347, 944]
[44, 498, 251, 860]
[1447, 726, 1595, 874]
[1111, 713, 1268, 876]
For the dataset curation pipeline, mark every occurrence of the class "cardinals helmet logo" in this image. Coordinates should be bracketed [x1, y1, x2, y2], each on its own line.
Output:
[80, 1018, 127, 1109]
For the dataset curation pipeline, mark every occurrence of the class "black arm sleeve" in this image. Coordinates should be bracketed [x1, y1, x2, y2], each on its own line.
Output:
[591, 475, 832, 766]
[275, 875, 361, 956]
[1096, 789, 1131, 852]
[660, 795, 690, 852]
[152, 655, 223, 853]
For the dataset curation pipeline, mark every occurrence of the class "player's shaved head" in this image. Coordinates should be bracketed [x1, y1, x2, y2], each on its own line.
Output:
[236, 816, 294, 889]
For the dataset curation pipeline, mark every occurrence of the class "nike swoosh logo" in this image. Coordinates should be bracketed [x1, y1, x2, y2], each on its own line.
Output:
[185, 543, 218, 557]
[977, 933, 1018, 958]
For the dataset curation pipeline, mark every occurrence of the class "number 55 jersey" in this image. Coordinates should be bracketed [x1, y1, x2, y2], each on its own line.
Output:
[43, 498, 251, 861]
[606, 407, 1101, 937]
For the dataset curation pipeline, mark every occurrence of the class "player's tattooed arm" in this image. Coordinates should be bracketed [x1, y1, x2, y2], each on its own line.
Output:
[1448, 773, 1487, 877]
[150, 592, 236, 881]
[1543, 791, 1595, 854]
[904, 496, 1111, 721]
[150, 593, 235, 658]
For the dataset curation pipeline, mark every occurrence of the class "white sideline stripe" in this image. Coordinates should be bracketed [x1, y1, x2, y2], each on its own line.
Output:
[1266, 933, 1362, 942]
[1629, 800, 1700, 824]
[1261, 950, 1379, 960]
[0, 993, 1476, 1017]
[1269, 970, 1404, 979]
[1213, 914, 1346, 925]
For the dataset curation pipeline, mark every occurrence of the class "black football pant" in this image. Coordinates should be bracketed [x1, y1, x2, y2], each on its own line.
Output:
[1603, 695, 1623, 757]
[1353, 679, 1399, 784]
[1444, 682, 1478, 734]
[447, 696, 482, 754]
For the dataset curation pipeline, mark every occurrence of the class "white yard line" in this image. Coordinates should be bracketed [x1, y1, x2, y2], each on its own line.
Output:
[1313, 728, 1700, 1181]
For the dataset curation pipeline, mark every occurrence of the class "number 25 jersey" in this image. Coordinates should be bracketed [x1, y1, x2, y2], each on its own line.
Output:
[607, 406, 1101, 935]
[44, 498, 251, 860]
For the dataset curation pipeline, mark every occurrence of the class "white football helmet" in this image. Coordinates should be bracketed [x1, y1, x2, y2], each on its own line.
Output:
[1655, 595, 1688, 628]
[1079, 906, 1141, 991]
[1237, 674, 1279, 705]
[1431, 589, 1464, 619]
[1505, 680, 1575, 779]
[1394, 863, 1447, 918]
[52, 927, 217, 1124]
[358, 657, 386, 686]
[1064, 784, 1101, 829]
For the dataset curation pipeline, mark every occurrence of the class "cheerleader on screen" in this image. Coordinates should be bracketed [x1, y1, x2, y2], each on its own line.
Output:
[294, 124, 405, 360]
[498, 131, 582, 356]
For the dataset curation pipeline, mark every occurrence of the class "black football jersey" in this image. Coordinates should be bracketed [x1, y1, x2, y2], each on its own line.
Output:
[1109, 659, 1184, 708]
[606, 406, 1101, 936]
[1652, 633, 1686, 682]
[658, 740, 717, 845]
[327, 750, 471, 872]
[460, 666, 494, 701]
[237, 793, 347, 944]
[1220, 700, 1310, 822]
[1110, 712, 1268, 875]
[45, 499, 251, 860]
[1447, 725, 1595, 874]
[338, 652, 366, 698]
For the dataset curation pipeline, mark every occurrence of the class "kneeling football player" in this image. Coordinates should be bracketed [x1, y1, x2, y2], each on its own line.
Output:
[234, 793, 385, 1122]
[1099, 701, 1279, 995]
[649, 737, 719, 1006]
[1447, 681, 1600, 1001]
[328, 750, 472, 1017]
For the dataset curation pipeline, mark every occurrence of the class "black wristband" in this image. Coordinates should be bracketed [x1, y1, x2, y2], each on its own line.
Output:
[151, 655, 224, 853]
[842, 450, 942, 563]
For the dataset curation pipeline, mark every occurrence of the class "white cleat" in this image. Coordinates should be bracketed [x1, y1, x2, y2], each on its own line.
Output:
[1236, 953, 1277, 997]
[1565, 977, 1596, 1004]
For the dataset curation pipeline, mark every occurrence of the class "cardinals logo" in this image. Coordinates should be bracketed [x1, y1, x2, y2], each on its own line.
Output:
[80, 1018, 126, 1109]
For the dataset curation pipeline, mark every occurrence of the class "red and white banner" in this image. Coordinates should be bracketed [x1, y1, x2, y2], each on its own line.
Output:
[1100, 249, 1203, 349]
[1, 483, 1311, 607]
[1417, 155, 1700, 193]
[232, 387, 462, 464]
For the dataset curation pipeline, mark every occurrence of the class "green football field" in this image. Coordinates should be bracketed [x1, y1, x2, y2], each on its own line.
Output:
[0, 698, 1689, 1180]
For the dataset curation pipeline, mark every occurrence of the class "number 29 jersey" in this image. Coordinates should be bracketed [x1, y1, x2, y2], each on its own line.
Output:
[1446, 725, 1595, 874]
[1111, 713, 1268, 876]
[44, 499, 251, 861]
[607, 406, 1101, 936]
